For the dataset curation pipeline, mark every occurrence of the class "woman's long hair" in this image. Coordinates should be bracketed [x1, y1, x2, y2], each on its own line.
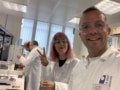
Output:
[49, 32, 74, 61]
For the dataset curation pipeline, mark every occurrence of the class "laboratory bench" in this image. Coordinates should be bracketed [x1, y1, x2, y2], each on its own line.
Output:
[0, 61, 24, 90]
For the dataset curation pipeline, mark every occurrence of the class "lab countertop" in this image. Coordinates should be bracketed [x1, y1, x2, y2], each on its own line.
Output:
[0, 70, 24, 90]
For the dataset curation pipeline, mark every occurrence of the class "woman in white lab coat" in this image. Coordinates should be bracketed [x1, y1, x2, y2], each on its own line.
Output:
[38, 32, 79, 90]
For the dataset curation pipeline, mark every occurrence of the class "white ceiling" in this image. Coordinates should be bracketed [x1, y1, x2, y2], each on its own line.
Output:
[0, 0, 120, 27]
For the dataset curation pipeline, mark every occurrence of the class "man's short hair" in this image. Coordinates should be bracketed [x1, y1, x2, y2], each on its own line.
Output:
[23, 41, 30, 47]
[31, 40, 38, 46]
[25, 42, 30, 47]
[82, 6, 106, 19]
[83, 6, 100, 13]
[79, 6, 107, 28]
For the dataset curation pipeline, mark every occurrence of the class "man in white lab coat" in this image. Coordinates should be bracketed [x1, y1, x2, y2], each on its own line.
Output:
[17, 40, 42, 90]
[68, 6, 120, 90]
[18, 41, 30, 69]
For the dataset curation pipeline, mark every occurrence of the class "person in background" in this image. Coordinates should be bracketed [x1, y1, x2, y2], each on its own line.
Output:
[68, 6, 120, 90]
[17, 41, 30, 69]
[17, 40, 42, 90]
[23, 41, 31, 52]
[37, 32, 79, 90]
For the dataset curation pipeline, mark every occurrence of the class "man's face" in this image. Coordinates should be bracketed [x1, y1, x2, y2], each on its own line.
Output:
[29, 43, 33, 50]
[79, 11, 111, 53]
[25, 46, 30, 51]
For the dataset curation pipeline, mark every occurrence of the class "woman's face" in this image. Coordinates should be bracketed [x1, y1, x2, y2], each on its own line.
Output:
[54, 38, 68, 55]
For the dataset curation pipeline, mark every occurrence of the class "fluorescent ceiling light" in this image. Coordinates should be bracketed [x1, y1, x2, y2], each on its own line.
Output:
[1, 1, 27, 13]
[95, 0, 120, 15]
[69, 17, 80, 24]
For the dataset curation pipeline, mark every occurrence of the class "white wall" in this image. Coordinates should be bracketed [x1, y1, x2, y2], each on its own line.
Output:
[0, 13, 22, 44]
[0, 13, 7, 27]
[6, 15, 22, 44]
[73, 27, 88, 60]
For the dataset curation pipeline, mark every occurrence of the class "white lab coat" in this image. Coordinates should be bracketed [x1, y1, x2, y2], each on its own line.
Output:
[68, 46, 120, 90]
[41, 58, 79, 90]
[19, 47, 42, 90]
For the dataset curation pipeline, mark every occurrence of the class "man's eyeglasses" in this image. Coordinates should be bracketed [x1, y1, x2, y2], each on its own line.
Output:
[79, 21, 106, 32]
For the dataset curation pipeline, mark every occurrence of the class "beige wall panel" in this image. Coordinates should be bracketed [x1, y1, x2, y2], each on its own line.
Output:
[6, 15, 22, 44]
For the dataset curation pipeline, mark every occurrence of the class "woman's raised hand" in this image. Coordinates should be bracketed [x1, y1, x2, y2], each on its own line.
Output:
[37, 48, 48, 66]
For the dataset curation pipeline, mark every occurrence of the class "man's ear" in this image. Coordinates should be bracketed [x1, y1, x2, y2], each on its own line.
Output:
[107, 27, 111, 35]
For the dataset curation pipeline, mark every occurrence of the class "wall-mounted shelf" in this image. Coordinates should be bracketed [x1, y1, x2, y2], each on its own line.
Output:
[111, 34, 120, 37]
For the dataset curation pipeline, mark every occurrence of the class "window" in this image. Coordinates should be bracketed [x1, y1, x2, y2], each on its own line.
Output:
[65, 27, 74, 48]
[35, 22, 49, 49]
[20, 19, 75, 55]
[20, 19, 34, 54]
[20, 19, 34, 45]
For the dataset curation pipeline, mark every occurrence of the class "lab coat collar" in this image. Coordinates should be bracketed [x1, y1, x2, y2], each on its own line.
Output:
[100, 46, 119, 62]
[32, 46, 39, 50]
[65, 58, 74, 64]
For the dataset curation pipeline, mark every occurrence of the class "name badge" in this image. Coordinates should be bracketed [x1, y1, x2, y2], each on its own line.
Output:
[93, 75, 112, 90]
